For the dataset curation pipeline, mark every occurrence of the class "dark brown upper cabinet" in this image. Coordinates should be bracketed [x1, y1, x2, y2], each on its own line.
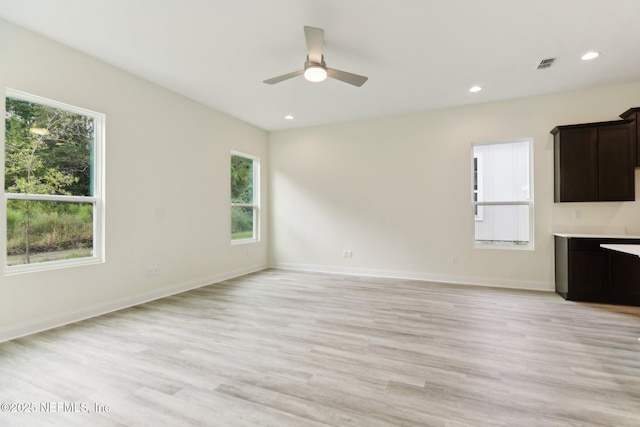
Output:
[619, 107, 640, 166]
[552, 120, 635, 202]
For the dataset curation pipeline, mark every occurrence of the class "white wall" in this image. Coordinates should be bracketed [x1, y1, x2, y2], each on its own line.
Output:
[269, 81, 640, 290]
[3, 18, 640, 342]
[0, 20, 269, 341]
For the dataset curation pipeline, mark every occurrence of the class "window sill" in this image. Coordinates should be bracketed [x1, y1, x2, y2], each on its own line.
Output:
[3, 256, 104, 276]
[231, 238, 259, 246]
[474, 243, 534, 251]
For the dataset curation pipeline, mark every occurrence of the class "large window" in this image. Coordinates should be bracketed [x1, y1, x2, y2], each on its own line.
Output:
[4, 90, 104, 271]
[231, 151, 259, 243]
[472, 139, 533, 249]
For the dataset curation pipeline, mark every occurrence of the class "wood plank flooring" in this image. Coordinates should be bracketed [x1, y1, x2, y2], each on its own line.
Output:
[1, 269, 640, 426]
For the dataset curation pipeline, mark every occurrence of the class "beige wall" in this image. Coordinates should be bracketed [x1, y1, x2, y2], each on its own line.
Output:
[269, 82, 640, 290]
[3, 17, 640, 341]
[0, 20, 269, 340]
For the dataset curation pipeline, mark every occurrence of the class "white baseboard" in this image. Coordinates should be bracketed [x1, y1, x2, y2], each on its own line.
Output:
[0, 263, 267, 343]
[270, 262, 554, 292]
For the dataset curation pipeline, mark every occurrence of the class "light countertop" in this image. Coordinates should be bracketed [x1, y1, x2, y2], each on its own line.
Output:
[600, 244, 640, 257]
[554, 233, 640, 239]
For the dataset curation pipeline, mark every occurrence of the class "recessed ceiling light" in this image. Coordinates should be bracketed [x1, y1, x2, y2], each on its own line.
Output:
[284, 115, 294, 120]
[581, 51, 600, 61]
[469, 86, 482, 93]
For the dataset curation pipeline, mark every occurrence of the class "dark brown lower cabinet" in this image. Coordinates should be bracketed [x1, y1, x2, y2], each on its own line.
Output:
[554, 235, 640, 306]
[609, 252, 640, 300]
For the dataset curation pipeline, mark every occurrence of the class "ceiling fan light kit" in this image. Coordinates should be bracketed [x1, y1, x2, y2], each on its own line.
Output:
[304, 60, 328, 82]
[264, 26, 368, 87]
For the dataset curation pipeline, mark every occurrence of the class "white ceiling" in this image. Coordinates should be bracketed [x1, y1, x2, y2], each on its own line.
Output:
[2, 0, 640, 131]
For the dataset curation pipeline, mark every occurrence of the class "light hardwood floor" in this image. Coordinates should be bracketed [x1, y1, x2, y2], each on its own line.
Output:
[1, 269, 640, 426]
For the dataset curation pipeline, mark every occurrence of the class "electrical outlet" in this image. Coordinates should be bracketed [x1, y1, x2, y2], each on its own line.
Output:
[343, 250, 353, 258]
[147, 266, 159, 276]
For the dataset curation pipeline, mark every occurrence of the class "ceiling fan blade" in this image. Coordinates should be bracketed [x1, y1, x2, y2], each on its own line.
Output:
[263, 70, 304, 85]
[326, 68, 368, 87]
[304, 26, 324, 64]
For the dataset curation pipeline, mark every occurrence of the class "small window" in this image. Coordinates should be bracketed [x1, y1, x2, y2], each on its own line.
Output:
[4, 89, 105, 272]
[231, 151, 259, 243]
[472, 139, 533, 249]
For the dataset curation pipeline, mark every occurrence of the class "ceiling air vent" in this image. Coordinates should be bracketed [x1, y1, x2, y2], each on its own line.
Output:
[537, 58, 556, 70]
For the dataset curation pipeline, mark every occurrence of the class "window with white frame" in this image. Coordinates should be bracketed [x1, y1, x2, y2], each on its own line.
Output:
[472, 139, 533, 248]
[4, 89, 105, 271]
[231, 151, 259, 242]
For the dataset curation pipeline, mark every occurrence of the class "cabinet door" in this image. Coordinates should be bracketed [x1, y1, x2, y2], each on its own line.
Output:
[598, 123, 635, 201]
[554, 236, 569, 298]
[555, 127, 598, 202]
[569, 251, 608, 298]
[619, 109, 640, 167]
[609, 252, 640, 298]
[637, 122, 640, 167]
[632, 118, 640, 167]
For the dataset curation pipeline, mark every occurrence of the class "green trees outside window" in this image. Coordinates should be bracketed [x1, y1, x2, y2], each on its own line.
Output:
[4, 92, 103, 267]
[231, 153, 258, 241]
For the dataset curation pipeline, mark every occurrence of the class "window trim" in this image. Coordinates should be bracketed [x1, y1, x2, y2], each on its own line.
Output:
[473, 152, 484, 221]
[230, 150, 260, 245]
[3, 89, 105, 274]
[471, 138, 534, 251]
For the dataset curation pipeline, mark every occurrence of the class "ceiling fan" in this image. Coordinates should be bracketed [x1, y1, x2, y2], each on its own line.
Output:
[263, 26, 368, 87]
